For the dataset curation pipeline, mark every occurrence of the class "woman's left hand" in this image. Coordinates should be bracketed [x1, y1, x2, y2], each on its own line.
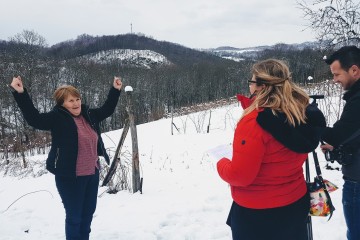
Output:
[113, 76, 122, 90]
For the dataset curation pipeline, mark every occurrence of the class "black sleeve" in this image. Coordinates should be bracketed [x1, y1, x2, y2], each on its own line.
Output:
[306, 101, 327, 128]
[12, 89, 54, 130]
[322, 95, 360, 147]
[90, 87, 121, 122]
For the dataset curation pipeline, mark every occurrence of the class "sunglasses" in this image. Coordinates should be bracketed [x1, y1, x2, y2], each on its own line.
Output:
[248, 80, 257, 84]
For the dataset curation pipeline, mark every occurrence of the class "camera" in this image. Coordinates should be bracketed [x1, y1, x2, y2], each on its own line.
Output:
[325, 146, 353, 165]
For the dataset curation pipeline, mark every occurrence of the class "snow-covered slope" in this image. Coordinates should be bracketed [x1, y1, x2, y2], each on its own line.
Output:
[79, 49, 172, 69]
[204, 41, 319, 62]
[0, 101, 346, 240]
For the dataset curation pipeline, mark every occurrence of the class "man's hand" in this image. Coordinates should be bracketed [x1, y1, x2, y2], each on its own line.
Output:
[10, 76, 24, 93]
[113, 76, 122, 90]
[320, 143, 334, 153]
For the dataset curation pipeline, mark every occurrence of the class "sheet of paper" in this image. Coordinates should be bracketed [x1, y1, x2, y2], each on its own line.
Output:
[207, 144, 233, 160]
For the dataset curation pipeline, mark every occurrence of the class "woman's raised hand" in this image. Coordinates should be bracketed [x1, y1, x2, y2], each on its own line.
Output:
[113, 76, 122, 90]
[10, 76, 24, 93]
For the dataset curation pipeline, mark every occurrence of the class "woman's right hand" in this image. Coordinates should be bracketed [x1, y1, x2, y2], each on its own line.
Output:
[10, 76, 24, 93]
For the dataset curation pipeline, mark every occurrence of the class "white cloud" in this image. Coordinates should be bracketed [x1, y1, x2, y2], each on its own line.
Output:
[1, 0, 316, 48]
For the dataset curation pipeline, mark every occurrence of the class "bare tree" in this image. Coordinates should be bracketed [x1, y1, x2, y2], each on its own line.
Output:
[298, 0, 360, 48]
[6, 30, 49, 168]
[11, 29, 47, 47]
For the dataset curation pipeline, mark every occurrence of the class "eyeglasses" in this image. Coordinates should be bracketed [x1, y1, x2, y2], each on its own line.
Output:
[248, 80, 257, 85]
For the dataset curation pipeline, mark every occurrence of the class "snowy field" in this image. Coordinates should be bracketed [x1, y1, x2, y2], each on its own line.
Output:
[0, 102, 346, 240]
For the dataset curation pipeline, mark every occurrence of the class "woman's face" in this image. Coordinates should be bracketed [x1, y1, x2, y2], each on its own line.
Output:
[62, 95, 81, 116]
[249, 75, 264, 95]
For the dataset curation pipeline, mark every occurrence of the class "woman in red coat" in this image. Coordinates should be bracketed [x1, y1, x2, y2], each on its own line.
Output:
[217, 59, 325, 240]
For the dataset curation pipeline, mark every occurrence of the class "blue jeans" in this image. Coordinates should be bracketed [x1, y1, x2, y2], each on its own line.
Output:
[55, 169, 99, 240]
[343, 179, 360, 240]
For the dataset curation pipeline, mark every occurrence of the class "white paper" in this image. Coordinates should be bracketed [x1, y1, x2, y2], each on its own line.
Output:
[207, 144, 233, 160]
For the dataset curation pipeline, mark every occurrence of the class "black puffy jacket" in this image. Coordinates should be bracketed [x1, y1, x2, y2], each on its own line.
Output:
[13, 87, 121, 177]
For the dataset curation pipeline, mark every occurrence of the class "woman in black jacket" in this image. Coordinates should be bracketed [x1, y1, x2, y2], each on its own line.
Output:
[10, 75, 122, 240]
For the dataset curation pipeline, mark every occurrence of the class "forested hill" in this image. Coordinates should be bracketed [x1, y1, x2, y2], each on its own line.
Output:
[0, 31, 246, 151]
[0, 31, 331, 157]
[48, 33, 232, 66]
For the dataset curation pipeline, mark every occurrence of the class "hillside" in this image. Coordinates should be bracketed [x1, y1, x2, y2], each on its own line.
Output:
[0, 100, 345, 240]
[0, 32, 247, 146]
[78, 49, 172, 69]
[204, 41, 320, 62]
[0, 32, 328, 148]
[48, 33, 234, 67]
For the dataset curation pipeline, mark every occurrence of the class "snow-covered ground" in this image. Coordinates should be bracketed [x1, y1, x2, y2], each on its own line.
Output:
[0, 102, 346, 240]
[79, 49, 172, 69]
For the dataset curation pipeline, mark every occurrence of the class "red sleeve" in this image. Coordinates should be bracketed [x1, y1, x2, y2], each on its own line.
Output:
[217, 111, 266, 186]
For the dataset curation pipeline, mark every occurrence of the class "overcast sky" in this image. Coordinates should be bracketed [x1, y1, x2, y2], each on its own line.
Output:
[1, 0, 316, 49]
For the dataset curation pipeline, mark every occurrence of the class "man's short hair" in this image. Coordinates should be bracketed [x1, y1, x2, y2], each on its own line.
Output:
[325, 45, 360, 71]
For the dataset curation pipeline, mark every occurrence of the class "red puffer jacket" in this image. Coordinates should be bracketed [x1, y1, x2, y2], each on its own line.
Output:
[236, 94, 254, 109]
[217, 105, 325, 209]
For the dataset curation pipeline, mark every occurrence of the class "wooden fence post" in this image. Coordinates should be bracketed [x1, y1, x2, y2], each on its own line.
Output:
[207, 110, 212, 133]
[125, 86, 142, 193]
[171, 106, 174, 135]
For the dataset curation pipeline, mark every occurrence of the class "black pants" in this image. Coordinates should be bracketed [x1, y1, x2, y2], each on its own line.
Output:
[55, 169, 99, 240]
[226, 192, 310, 240]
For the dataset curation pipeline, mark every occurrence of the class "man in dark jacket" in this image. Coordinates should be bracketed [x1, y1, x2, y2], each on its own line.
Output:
[321, 45, 360, 240]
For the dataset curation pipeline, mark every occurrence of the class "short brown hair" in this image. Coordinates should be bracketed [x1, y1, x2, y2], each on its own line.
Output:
[53, 85, 81, 105]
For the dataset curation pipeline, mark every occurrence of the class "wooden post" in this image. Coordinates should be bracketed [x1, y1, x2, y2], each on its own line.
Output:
[125, 86, 141, 193]
[170, 106, 180, 134]
[207, 110, 212, 133]
[101, 118, 130, 187]
[171, 106, 174, 135]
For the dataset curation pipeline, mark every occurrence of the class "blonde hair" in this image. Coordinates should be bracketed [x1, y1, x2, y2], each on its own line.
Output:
[53, 85, 81, 106]
[243, 59, 309, 126]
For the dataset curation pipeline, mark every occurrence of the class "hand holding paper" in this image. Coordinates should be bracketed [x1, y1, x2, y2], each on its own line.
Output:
[207, 143, 233, 160]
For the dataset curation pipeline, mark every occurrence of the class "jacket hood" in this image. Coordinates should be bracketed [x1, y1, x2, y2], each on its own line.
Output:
[256, 102, 326, 153]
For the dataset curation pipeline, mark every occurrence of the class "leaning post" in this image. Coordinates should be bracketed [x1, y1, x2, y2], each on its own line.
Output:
[125, 86, 142, 193]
